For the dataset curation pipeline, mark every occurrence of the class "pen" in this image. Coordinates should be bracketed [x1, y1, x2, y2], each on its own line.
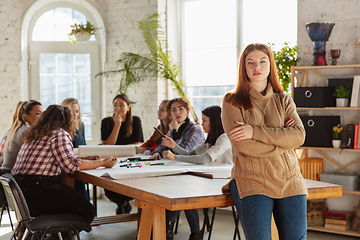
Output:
[120, 164, 130, 167]
[150, 163, 165, 166]
[112, 157, 118, 162]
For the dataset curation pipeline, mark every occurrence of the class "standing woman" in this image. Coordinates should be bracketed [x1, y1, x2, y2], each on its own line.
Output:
[221, 43, 307, 240]
[11, 105, 117, 225]
[101, 94, 143, 145]
[101, 94, 144, 214]
[151, 97, 205, 240]
[61, 98, 93, 198]
[136, 100, 171, 153]
[0, 100, 43, 174]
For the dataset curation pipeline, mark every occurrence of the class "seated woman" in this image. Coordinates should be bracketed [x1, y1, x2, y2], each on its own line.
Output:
[61, 98, 94, 199]
[163, 105, 232, 165]
[0, 100, 43, 174]
[101, 94, 144, 214]
[11, 105, 117, 226]
[136, 100, 171, 154]
[150, 97, 205, 240]
[101, 94, 143, 145]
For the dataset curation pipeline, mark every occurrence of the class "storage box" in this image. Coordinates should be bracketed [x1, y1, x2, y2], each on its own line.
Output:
[300, 116, 340, 147]
[319, 172, 359, 191]
[294, 87, 336, 107]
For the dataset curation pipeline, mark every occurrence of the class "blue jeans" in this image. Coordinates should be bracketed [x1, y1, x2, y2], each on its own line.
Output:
[229, 179, 307, 240]
[167, 209, 200, 233]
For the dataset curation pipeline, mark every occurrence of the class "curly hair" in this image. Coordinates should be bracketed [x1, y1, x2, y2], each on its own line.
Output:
[23, 105, 74, 142]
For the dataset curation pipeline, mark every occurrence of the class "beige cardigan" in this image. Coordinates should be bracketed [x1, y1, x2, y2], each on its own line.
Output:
[221, 84, 307, 199]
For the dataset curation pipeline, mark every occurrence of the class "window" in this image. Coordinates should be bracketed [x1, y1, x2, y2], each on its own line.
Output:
[29, 7, 100, 144]
[32, 7, 95, 42]
[180, 0, 297, 116]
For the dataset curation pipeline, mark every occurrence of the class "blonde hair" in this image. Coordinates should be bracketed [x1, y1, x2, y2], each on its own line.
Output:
[3, 100, 42, 156]
[61, 98, 82, 131]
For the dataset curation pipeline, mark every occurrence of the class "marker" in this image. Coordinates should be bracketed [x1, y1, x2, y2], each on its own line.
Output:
[150, 163, 165, 166]
[154, 127, 167, 138]
[130, 164, 142, 168]
[112, 157, 117, 162]
[120, 164, 130, 167]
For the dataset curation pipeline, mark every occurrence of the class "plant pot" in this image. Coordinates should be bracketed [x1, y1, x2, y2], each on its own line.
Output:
[332, 139, 341, 148]
[336, 98, 349, 107]
[74, 32, 91, 41]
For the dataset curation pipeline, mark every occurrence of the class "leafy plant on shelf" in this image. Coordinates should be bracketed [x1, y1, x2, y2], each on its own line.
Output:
[68, 21, 99, 43]
[269, 42, 299, 93]
[332, 85, 350, 99]
[332, 124, 343, 140]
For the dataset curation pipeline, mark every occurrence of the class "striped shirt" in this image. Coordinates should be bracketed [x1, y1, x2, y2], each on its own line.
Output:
[11, 129, 81, 176]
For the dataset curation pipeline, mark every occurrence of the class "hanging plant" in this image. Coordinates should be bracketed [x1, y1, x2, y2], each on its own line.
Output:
[69, 21, 99, 43]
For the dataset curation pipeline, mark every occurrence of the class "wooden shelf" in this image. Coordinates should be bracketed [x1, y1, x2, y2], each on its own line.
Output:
[293, 64, 360, 70]
[307, 225, 360, 237]
[297, 146, 360, 153]
[297, 107, 360, 110]
[343, 190, 360, 195]
[308, 226, 360, 237]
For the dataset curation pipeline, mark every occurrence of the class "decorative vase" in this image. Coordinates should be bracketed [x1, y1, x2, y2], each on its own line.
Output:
[336, 98, 349, 107]
[332, 139, 341, 148]
[74, 32, 91, 41]
[305, 22, 335, 66]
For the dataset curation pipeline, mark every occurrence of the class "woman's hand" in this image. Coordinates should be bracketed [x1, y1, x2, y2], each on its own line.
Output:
[228, 121, 253, 141]
[169, 120, 181, 131]
[135, 146, 145, 154]
[163, 136, 176, 149]
[163, 150, 175, 160]
[150, 152, 161, 160]
[113, 114, 122, 128]
[285, 118, 295, 128]
[102, 156, 118, 168]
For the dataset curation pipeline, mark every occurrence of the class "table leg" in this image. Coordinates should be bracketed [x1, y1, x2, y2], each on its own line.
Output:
[137, 201, 166, 240]
[271, 214, 279, 240]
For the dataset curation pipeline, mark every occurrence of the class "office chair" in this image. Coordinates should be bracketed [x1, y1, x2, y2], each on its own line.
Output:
[0, 174, 91, 240]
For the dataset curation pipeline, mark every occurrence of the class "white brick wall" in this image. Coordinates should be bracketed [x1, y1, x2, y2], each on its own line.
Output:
[298, 0, 360, 211]
[0, 0, 166, 140]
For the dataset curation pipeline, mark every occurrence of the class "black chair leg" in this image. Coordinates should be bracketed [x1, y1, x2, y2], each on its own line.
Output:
[174, 214, 180, 234]
[206, 208, 216, 240]
[92, 185, 97, 217]
[231, 206, 241, 240]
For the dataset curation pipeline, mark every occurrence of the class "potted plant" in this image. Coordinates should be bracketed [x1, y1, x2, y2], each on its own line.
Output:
[332, 86, 351, 107]
[332, 124, 343, 148]
[69, 21, 99, 43]
[269, 42, 300, 93]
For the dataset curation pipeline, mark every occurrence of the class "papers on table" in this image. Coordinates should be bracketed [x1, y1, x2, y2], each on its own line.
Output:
[77, 145, 136, 158]
[82, 160, 232, 180]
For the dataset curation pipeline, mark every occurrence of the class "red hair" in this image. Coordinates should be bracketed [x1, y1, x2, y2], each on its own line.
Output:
[226, 43, 283, 109]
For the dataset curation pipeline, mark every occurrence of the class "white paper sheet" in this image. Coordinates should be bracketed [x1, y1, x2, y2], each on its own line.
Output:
[78, 145, 136, 158]
[81, 160, 232, 180]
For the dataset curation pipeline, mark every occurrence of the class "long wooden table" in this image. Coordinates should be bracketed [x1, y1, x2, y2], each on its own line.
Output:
[68, 167, 343, 240]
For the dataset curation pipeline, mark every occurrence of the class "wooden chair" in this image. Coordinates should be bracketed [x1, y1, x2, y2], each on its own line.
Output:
[0, 174, 91, 240]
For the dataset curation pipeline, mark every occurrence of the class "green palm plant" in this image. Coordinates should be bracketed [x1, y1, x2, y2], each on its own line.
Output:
[96, 13, 198, 122]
